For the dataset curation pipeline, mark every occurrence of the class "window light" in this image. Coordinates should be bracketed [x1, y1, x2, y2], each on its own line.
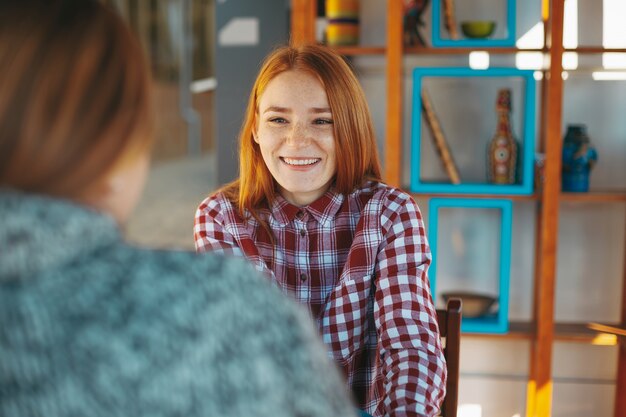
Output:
[562, 0, 578, 70]
[516, 23, 544, 70]
[603, 0, 626, 69]
[469, 51, 490, 70]
[458, 404, 482, 417]
[592, 71, 626, 80]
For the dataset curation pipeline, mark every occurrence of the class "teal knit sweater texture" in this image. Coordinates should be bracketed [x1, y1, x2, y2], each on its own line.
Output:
[0, 191, 356, 417]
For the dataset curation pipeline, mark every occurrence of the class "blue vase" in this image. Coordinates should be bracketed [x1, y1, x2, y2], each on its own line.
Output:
[561, 124, 598, 192]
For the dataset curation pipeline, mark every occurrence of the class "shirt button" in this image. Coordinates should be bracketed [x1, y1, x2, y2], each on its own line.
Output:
[299, 229, 306, 237]
[300, 273, 307, 281]
[296, 210, 304, 219]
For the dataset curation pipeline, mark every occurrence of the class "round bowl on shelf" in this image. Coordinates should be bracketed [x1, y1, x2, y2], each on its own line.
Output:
[441, 291, 497, 318]
[460, 20, 497, 39]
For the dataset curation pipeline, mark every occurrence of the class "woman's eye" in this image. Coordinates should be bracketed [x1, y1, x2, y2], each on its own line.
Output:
[314, 118, 333, 125]
[268, 117, 288, 124]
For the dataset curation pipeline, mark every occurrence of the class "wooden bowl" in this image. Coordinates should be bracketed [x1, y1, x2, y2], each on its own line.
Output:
[441, 291, 497, 318]
[460, 20, 496, 39]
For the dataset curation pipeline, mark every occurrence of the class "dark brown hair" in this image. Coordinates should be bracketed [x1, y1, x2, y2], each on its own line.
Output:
[0, 0, 153, 197]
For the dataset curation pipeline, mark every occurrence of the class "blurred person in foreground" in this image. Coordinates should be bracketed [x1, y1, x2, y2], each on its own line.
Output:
[0, 1, 357, 416]
[194, 44, 446, 417]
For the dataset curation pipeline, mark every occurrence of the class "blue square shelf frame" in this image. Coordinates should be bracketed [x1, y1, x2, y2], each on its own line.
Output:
[411, 67, 536, 195]
[428, 198, 513, 334]
[432, 0, 516, 47]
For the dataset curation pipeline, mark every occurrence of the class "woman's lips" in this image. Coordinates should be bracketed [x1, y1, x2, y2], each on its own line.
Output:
[281, 157, 321, 166]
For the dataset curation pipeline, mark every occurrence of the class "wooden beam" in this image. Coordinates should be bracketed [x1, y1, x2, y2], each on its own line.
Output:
[384, 0, 403, 187]
[290, 0, 316, 46]
[617, 343, 626, 417]
[526, 193, 543, 417]
[527, 0, 566, 416]
[616, 205, 626, 417]
[527, 3, 550, 412]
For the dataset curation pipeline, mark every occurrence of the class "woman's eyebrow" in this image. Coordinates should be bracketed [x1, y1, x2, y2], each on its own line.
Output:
[263, 106, 290, 114]
[262, 106, 331, 114]
[310, 107, 331, 114]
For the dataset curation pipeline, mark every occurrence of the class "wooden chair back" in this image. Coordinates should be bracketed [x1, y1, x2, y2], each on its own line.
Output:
[436, 298, 462, 417]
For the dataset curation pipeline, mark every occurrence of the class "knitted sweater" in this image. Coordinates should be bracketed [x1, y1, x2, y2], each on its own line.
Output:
[0, 190, 357, 417]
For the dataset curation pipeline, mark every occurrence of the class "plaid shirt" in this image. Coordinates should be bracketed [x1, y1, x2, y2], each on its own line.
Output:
[194, 181, 446, 417]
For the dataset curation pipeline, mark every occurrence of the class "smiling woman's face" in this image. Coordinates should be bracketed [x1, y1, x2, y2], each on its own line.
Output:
[254, 70, 337, 207]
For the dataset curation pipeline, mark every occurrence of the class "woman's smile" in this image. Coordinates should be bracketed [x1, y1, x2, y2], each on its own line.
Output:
[280, 157, 322, 167]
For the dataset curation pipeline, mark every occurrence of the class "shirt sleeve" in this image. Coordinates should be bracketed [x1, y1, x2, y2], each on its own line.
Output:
[194, 194, 244, 256]
[374, 191, 447, 417]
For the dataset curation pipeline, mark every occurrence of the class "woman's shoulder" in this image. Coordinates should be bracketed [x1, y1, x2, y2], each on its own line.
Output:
[100, 246, 325, 362]
[41, 242, 308, 343]
[354, 180, 416, 206]
[107, 245, 256, 295]
[197, 190, 236, 214]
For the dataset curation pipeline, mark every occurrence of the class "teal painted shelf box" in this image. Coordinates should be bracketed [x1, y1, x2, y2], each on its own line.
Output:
[410, 67, 536, 195]
[432, 0, 516, 47]
[428, 198, 512, 334]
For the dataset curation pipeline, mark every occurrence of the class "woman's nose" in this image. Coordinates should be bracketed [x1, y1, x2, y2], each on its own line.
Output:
[285, 123, 311, 147]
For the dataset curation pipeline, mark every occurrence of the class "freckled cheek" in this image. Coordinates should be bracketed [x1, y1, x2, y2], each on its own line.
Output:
[256, 132, 284, 156]
[321, 135, 336, 159]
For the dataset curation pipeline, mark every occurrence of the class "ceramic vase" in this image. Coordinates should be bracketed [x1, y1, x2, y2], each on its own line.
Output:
[562, 124, 598, 192]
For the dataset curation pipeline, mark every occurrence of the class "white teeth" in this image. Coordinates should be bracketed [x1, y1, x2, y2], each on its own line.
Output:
[282, 158, 319, 166]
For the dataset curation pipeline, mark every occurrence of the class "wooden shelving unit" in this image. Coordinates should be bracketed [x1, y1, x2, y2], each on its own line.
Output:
[291, 1, 626, 416]
[467, 321, 622, 345]
[406, 47, 626, 55]
[411, 192, 539, 202]
[568, 47, 626, 54]
[331, 46, 386, 55]
[406, 46, 544, 55]
[560, 191, 626, 203]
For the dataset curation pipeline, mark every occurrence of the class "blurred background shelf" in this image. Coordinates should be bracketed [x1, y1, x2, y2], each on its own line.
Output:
[465, 321, 622, 346]
[406, 46, 542, 55]
[560, 191, 626, 203]
[330, 45, 386, 55]
[411, 192, 538, 201]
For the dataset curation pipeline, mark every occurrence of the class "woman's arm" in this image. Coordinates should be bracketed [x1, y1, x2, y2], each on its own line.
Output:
[374, 191, 446, 417]
[194, 194, 244, 255]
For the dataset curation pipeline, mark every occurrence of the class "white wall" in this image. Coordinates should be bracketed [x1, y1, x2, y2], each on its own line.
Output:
[353, 0, 624, 415]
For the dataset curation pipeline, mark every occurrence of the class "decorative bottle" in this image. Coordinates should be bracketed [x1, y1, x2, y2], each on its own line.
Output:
[488, 89, 518, 184]
[562, 124, 598, 192]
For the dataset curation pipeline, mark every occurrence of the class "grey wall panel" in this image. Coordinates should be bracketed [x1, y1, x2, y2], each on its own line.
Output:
[215, 0, 289, 185]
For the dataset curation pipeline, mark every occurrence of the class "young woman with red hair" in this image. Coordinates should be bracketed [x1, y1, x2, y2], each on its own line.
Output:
[194, 44, 446, 417]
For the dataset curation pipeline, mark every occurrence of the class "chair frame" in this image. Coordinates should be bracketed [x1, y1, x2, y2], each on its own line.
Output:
[436, 298, 462, 417]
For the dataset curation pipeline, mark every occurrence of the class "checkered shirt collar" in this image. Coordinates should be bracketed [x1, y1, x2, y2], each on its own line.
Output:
[269, 187, 345, 227]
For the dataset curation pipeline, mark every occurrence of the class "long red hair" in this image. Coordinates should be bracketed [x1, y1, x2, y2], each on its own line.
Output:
[222, 44, 382, 219]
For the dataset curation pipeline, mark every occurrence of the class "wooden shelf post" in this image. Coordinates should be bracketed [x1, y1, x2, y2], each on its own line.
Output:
[384, 0, 403, 188]
[290, 0, 316, 46]
[526, 0, 565, 416]
[616, 208, 626, 417]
